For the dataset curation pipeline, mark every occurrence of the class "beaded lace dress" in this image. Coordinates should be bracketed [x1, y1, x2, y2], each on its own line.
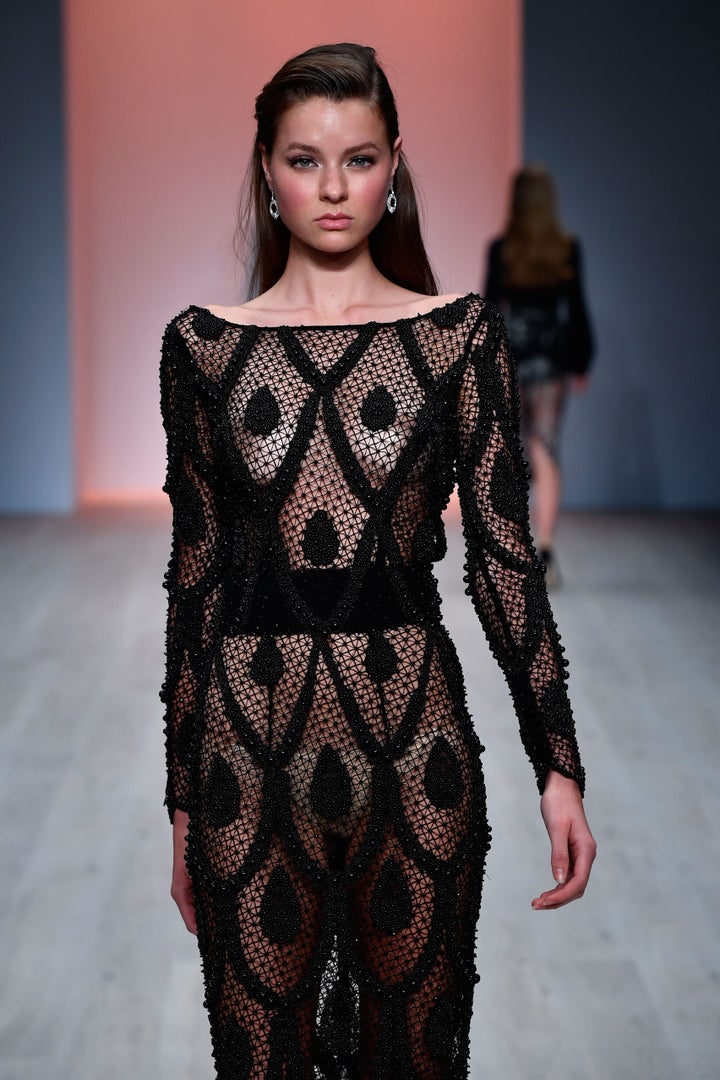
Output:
[159, 293, 584, 1079]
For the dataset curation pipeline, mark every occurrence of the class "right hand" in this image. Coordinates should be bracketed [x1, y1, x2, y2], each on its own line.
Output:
[531, 771, 597, 910]
[171, 809, 197, 934]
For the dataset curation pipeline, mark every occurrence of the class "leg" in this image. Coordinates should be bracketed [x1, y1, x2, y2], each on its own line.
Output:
[344, 631, 489, 1078]
[520, 377, 568, 558]
[526, 435, 562, 552]
[192, 831, 326, 1079]
[348, 841, 484, 1079]
[189, 640, 330, 1079]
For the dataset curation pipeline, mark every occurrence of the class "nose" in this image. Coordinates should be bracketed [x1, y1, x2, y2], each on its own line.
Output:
[320, 165, 348, 204]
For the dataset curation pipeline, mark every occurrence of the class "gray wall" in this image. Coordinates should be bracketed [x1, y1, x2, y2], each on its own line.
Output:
[524, 1, 720, 508]
[0, 3, 72, 513]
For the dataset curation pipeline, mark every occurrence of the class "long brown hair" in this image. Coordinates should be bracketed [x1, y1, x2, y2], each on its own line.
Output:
[236, 43, 438, 298]
[501, 164, 573, 288]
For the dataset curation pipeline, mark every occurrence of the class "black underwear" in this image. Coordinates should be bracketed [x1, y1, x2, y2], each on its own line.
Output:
[222, 562, 439, 634]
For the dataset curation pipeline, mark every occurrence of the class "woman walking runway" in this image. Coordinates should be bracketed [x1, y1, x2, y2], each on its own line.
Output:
[159, 43, 595, 1078]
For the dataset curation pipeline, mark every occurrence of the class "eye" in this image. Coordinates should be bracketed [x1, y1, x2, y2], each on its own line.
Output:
[288, 156, 316, 168]
[347, 155, 376, 167]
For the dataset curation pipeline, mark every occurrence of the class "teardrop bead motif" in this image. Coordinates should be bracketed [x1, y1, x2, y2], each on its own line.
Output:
[259, 865, 303, 945]
[244, 384, 281, 436]
[360, 384, 397, 431]
[363, 632, 398, 684]
[309, 745, 353, 821]
[205, 753, 242, 829]
[370, 857, 413, 935]
[218, 1017, 254, 1079]
[302, 509, 340, 566]
[423, 736, 464, 810]
[249, 635, 285, 686]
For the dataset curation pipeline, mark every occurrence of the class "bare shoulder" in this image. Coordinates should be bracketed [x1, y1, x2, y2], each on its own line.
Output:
[410, 292, 465, 314]
[365, 289, 469, 323]
[203, 299, 268, 327]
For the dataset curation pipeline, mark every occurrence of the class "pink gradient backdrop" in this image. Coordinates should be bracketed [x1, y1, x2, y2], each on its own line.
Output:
[66, 0, 521, 503]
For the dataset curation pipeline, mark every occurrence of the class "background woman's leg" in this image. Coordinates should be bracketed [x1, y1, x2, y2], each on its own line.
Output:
[521, 377, 569, 581]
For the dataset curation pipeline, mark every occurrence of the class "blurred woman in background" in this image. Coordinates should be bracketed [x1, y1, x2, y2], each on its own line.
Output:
[485, 164, 594, 586]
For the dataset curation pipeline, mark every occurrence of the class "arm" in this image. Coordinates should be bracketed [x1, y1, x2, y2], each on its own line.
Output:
[454, 303, 595, 906]
[565, 239, 595, 377]
[483, 238, 504, 304]
[159, 320, 224, 825]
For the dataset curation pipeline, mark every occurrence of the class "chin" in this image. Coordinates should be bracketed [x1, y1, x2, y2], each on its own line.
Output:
[301, 230, 370, 255]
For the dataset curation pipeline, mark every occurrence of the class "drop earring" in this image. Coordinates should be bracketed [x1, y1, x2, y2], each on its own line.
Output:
[386, 185, 397, 214]
[269, 189, 280, 220]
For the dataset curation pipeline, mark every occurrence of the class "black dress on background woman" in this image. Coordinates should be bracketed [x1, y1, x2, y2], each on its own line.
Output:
[481, 238, 595, 399]
[160, 292, 584, 1078]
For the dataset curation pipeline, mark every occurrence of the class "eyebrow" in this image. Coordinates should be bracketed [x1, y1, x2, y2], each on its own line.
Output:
[284, 141, 382, 154]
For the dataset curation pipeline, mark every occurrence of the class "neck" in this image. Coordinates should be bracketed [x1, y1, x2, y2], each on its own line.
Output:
[269, 238, 391, 321]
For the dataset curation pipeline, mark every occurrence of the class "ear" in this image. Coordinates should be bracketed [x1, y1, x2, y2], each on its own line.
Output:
[391, 135, 402, 177]
[259, 144, 272, 188]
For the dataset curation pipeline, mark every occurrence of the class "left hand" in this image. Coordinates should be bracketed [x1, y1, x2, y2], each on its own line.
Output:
[171, 809, 197, 934]
[531, 770, 597, 910]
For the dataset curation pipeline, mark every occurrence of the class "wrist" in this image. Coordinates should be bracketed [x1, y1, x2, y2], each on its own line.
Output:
[543, 769, 580, 796]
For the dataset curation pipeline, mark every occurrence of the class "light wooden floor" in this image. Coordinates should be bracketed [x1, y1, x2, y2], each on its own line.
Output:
[0, 508, 718, 1080]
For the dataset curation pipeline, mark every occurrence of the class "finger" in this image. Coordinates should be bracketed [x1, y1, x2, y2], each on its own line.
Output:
[543, 810, 571, 885]
[181, 894, 197, 934]
[550, 838, 570, 886]
[531, 879, 583, 909]
[174, 884, 197, 934]
[182, 900, 197, 935]
[532, 841, 596, 910]
[171, 877, 198, 934]
[567, 839, 596, 894]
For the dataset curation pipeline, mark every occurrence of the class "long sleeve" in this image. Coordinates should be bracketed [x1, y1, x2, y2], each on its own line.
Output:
[454, 302, 585, 795]
[564, 239, 595, 375]
[159, 320, 225, 821]
[483, 238, 504, 304]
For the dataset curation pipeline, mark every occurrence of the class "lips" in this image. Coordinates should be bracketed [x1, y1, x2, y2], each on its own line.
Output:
[315, 214, 353, 230]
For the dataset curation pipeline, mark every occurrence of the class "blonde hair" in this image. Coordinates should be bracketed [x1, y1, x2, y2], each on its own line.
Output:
[501, 164, 573, 288]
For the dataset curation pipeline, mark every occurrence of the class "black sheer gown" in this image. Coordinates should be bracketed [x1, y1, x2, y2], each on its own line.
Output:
[159, 294, 584, 1079]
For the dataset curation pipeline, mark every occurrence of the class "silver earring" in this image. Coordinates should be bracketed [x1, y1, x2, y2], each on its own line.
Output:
[269, 189, 279, 220]
[386, 186, 397, 214]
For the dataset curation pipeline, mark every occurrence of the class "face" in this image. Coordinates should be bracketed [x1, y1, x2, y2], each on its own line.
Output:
[261, 96, 401, 254]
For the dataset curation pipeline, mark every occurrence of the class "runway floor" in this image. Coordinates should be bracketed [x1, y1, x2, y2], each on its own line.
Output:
[0, 507, 718, 1080]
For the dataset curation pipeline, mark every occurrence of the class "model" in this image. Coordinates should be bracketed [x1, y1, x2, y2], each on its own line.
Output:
[485, 165, 595, 586]
[160, 43, 596, 1079]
